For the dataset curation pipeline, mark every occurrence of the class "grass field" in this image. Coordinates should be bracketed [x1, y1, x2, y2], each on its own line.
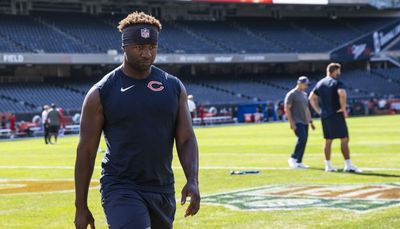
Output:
[0, 115, 399, 229]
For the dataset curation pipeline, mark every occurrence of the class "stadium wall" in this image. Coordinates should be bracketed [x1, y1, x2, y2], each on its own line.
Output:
[0, 53, 330, 65]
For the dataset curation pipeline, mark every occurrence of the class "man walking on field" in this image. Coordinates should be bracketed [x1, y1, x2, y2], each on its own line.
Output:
[285, 76, 315, 169]
[74, 12, 200, 229]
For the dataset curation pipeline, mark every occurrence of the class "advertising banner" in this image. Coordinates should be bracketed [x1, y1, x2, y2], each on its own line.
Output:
[330, 20, 400, 61]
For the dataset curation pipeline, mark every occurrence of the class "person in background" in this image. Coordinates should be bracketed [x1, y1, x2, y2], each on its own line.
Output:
[1, 114, 6, 129]
[309, 63, 362, 173]
[47, 103, 61, 144]
[42, 105, 50, 144]
[9, 113, 16, 139]
[265, 102, 277, 122]
[284, 76, 315, 169]
[58, 107, 66, 137]
[277, 101, 286, 121]
[187, 94, 197, 120]
[199, 104, 206, 126]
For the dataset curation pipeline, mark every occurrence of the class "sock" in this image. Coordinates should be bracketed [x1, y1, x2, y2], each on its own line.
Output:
[325, 160, 332, 167]
[345, 159, 352, 167]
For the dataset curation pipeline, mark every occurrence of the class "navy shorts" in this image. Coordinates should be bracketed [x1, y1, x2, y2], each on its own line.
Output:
[321, 113, 349, 139]
[101, 189, 176, 229]
[49, 125, 59, 134]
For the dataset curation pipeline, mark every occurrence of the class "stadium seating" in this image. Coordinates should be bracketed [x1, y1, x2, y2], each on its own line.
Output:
[288, 18, 393, 47]
[0, 83, 85, 113]
[372, 67, 400, 82]
[184, 82, 253, 104]
[0, 97, 32, 113]
[0, 14, 95, 53]
[34, 12, 119, 53]
[338, 70, 400, 97]
[0, 68, 399, 114]
[0, 12, 397, 54]
[233, 18, 332, 53]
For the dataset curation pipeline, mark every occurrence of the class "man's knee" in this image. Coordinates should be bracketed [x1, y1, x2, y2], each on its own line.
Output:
[298, 136, 308, 145]
[341, 137, 349, 144]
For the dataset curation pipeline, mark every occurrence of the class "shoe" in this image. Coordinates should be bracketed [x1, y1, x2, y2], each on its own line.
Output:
[344, 164, 363, 173]
[325, 165, 337, 172]
[297, 163, 309, 169]
[288, 158, 298, 169]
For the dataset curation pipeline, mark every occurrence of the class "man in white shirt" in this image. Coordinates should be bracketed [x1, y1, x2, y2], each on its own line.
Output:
[41, 105, 50, 144]
[188, 95, 197, 119]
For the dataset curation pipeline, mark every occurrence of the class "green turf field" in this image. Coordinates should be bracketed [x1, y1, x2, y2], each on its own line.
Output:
[0, 115, 399, 229]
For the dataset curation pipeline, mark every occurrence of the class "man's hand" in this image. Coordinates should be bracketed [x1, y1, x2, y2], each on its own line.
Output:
[310, 122, 316, 130]
[343, 110, 348, 118]
[181, 181, 200, 217]
[336, 109, 348, 118]
[290, 122, 297, 131]
[74, 207, 95, 229]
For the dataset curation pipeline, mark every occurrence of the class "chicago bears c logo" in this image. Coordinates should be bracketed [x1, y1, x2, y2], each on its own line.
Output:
[147, 81, 164, 92]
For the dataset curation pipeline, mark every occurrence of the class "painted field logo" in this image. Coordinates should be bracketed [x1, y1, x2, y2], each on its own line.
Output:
[0, 180, 99, 195]
[202, 184, 400, 212]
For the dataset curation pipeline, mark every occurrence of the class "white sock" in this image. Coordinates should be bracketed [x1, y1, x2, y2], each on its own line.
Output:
[345, 159, 352, 167]
[325, 160, 332, 167]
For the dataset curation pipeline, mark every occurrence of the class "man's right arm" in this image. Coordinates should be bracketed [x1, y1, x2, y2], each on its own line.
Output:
[284, 103, 296, 131]
[308, 92, 321, 115]
[74, 87, 104, 229]
[284, 94, 296, 131]
[337, 89, 348, 118]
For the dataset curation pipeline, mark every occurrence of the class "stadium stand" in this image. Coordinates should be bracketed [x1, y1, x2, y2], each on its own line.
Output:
[1, 10, 400, 114]
[0, 14, 94, 53]
[338, 70, 400, 97]
[372, 67, 400, 83]
[0, 97, 33, 113]
[159, 22, 228, 54]
[0, 83, 84, 112]
[289, 18, 395, 47]
[184, 82, 252, 104]
[0, 12, 397, 54]
[0, 68, 399, 114]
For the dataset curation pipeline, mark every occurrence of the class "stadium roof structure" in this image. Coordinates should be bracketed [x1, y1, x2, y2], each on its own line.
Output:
[0, 0, 398, 15]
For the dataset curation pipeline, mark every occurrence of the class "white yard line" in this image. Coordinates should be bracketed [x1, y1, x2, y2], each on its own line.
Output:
[0, 165, 75, 169]
[0, 165, 399, 171]
[0, 178, 99, 182]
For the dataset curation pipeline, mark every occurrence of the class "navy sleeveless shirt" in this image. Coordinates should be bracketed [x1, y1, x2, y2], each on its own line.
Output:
[96, 65, 181, 194]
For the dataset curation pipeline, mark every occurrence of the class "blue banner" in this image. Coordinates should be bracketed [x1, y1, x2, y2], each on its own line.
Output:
[330, 20, 400, 61]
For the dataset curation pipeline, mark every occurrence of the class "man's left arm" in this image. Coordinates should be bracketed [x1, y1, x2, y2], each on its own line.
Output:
[305, 104, 315, 130]
[175, 81, 200, 218]
[338, 87, 348, 118]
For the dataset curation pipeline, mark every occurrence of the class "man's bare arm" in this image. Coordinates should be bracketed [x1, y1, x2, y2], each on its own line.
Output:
[284, 103, 296, 131]
[175, 81, 200, 217]
[305, 104, 316, 130]
[338, 89, 348, 117]
[308, 92, 321, 115]
[74, 87, 104, 229]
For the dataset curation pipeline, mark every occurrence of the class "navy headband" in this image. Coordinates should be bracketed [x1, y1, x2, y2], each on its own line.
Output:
[121, 25, 159, 46]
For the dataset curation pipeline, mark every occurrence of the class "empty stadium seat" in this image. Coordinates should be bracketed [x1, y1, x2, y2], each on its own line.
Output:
[0, 12, 396, 54]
